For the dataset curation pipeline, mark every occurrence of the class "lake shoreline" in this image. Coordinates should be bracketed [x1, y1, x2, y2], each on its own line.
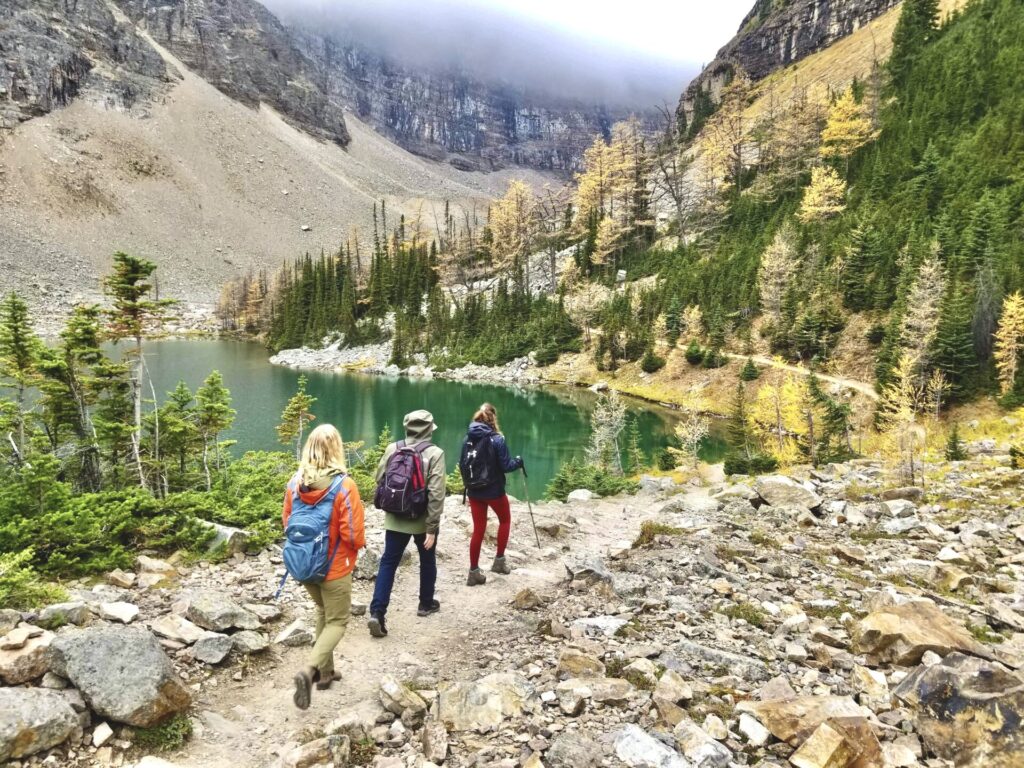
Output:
[267, 341, 707, 417]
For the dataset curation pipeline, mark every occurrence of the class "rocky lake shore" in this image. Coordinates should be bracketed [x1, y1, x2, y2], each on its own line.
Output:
[2, 453, 1023, 768]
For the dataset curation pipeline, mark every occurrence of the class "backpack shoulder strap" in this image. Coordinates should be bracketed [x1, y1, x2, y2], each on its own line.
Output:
[413, 441, 432, 454]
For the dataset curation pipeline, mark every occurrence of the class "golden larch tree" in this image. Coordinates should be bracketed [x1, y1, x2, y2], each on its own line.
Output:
[819, 88, 878, 167]
[798, 166, 847, 222]
[994, 291, 1024, 394]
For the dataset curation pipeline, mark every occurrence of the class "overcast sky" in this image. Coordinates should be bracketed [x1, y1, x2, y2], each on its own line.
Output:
[265, 0, 755, 107]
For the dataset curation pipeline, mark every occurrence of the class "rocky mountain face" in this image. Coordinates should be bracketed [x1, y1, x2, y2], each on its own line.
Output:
[114, 0, 351, 147]
[0, 0, 169, 130]
[294, 33, 627, 172]
[2, 0, 638, 171]
[680, 0, 898, 118]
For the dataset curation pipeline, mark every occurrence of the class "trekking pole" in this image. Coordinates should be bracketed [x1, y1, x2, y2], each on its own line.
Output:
[520, 464, 541, 548]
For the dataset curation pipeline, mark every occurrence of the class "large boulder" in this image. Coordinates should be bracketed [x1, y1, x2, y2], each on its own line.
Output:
[613, 724, 689, 767]
[546, 731, 605, 767]
[193, 632, 233, 665]
[894, 652, 1024, 768]
[854, 601, 991, 666]
[150, 613, 206, 645]
[437, 673, 534, 731]
[0, 625, 53, 684]
[556, 648, 605, 678]
[0, 688, 80, 761]
[198, 520, 251, 555]
[673, 719, 732, 767]
[185, 592, 260, 632]
[48, 625, 190, 727]
[735, 696, 872, 746]
[754, 475, 822, 510]
[379, 675, 427, 719]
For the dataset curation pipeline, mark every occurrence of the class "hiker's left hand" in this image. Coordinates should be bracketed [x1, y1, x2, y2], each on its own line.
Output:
[424, 534, 436, 550]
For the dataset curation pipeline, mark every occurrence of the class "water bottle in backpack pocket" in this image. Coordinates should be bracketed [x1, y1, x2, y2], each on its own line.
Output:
[374, 440, 431, 519]
[282, 475, 350, 584]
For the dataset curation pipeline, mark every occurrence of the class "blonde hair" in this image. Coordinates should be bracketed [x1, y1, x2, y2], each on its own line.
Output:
[299, 424, 347, 484]
[473, 402, 500, 434]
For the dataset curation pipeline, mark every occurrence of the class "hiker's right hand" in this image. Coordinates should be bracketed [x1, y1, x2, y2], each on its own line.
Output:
[424, 534, 436, 550]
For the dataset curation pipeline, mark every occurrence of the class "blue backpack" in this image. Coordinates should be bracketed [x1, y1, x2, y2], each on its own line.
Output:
[278, 474, 353, 595]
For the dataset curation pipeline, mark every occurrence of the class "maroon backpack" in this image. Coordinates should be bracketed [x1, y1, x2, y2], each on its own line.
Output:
[374, 440, 431, 519]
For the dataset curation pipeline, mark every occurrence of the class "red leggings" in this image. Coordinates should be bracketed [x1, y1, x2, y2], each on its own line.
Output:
[468, 494, 511, 569]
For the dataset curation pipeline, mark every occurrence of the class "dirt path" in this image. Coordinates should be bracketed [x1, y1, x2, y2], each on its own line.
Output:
[173, 490, 711, 767]
[724, 353, 879, 400]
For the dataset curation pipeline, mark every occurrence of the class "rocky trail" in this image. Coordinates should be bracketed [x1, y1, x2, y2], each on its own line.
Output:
[4, 459, 1024, 768]
[175, 494, 654, 768]
[721, 355, 879, 402]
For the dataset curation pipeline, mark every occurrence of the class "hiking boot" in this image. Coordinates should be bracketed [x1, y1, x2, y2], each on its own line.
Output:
[293, 667, 315, 710]
[417, 600, 441, 617]
[491, 556, 512, 575]
[467, 568, 487, 586]
[316, 670, 342, 691]
[367, 612, 388, 638]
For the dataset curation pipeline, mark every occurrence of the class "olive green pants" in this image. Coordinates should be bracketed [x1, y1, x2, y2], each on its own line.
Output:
[303, 573, 352, 677]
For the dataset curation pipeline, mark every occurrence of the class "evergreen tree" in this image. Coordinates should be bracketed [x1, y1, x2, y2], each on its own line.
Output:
[624, 419, 646, 474]
[740, 357, 761, 381]
[726, 382, 752, 457]
[35, 306, 105, 491]
[157, 381, 199, 491]
[195, 371, 235, 491]
[944, 423, 967, 461]
[0, 293, 42, 458]
[103, 253, 175, 488]
[277, 375, 317, 459]
[889, 0, 941, 86]
[931, 280, 978, 399]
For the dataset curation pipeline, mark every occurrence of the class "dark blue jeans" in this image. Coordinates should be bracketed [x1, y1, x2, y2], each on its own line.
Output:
[370, 530, 436, 616]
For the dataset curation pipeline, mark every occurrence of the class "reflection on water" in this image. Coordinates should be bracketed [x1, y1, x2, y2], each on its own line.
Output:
[138, 339, 726, 496]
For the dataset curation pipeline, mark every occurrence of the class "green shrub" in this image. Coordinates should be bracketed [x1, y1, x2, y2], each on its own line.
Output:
[0, 549, 67, 609]
[133, 713, 193, 752]
[446, 467, 465, 496]
[739, 357, 760, 381]
[701, 348, 726, 369]
[656, 448, 677, 471]
[632, 521, 685, 548]
[684, 341, 704, 365]
[723, 452, 779, 477]
[640, 347, 666, 373]
[534, 345, 559, 366]
[545, 458, 639, 501]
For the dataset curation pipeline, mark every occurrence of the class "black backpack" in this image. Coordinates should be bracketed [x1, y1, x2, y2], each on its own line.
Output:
[459, 432, 496, 491]
[374, 441, 431, 519]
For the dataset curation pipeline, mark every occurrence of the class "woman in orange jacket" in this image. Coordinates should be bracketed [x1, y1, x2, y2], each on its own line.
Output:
[282, 424, 365, 709]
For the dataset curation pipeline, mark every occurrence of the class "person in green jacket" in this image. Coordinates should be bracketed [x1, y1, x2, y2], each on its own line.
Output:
[367, 410, 446, 638]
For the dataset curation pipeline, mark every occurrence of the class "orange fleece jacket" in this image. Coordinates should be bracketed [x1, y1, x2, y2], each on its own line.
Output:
[282, 475, 366, 581]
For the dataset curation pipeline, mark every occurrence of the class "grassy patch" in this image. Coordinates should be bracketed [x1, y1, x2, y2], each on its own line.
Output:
[350, 739, 378, 766]
[967, 622, 1006, 644]
[604, 657, 627, 677]
[622, 668, 655, 691]
[805, 602, 854, 620]
[133, 714, 192, 753]
[850, 528, 901, 544]
[748, 530, 780, 549]
[718, 602, 767, 629]
[632, 521, 686, 548]
[715, 544, 740, 561]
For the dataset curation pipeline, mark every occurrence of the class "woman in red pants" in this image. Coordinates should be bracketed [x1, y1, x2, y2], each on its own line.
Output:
[459, 403, 523, 585]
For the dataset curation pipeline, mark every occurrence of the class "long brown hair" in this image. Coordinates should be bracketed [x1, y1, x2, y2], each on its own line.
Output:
[473, 402, 500, 434]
